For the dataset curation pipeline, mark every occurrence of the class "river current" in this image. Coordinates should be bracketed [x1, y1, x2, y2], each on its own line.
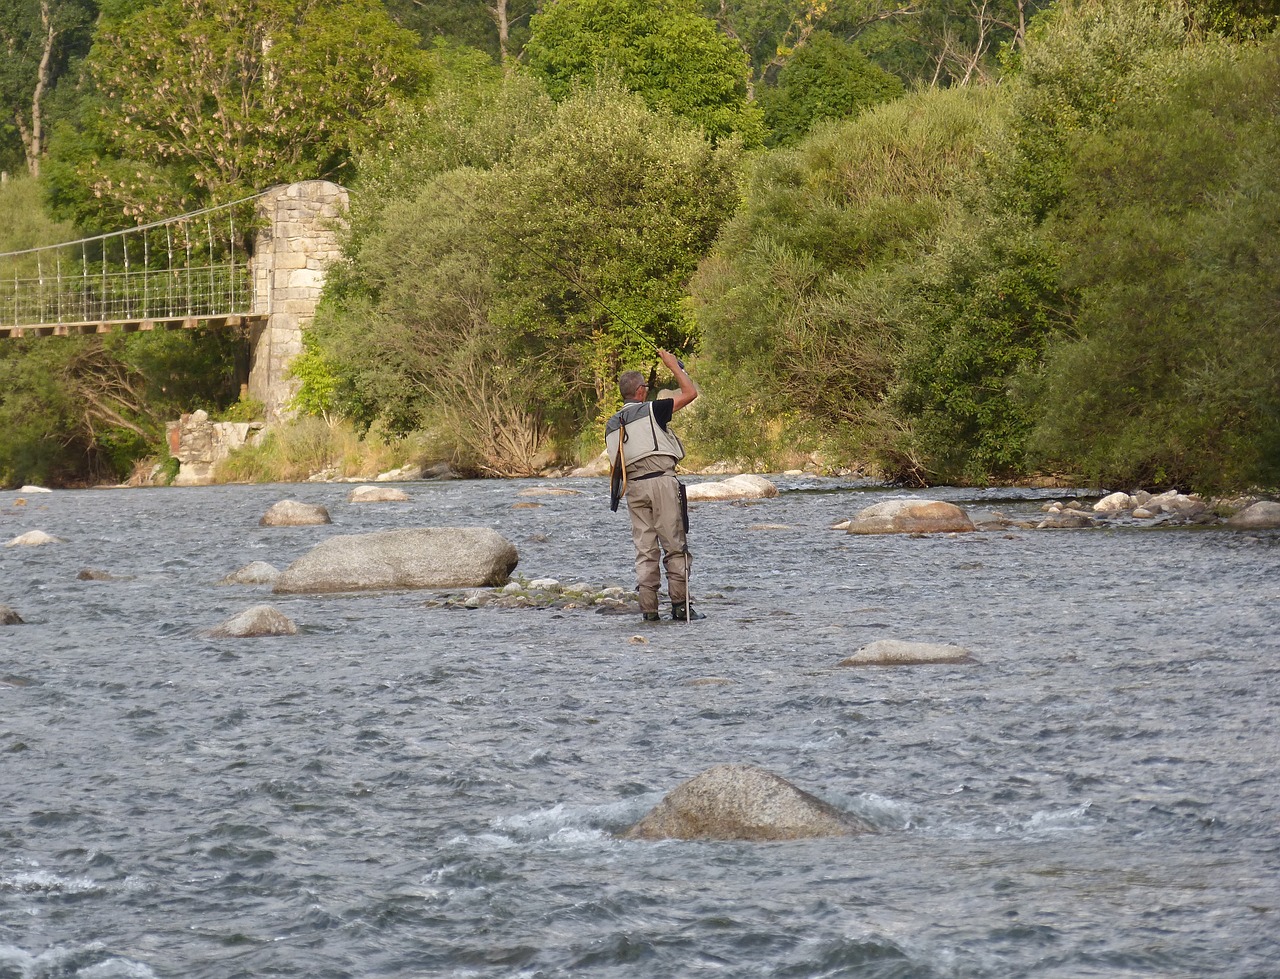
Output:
[2, 476, 1278, 978]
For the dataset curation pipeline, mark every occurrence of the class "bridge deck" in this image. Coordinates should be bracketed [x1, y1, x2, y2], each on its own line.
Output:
[0, 313, 265, 340]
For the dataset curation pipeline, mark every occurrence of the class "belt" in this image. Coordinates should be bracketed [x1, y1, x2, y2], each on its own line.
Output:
[629, 470, 674, 481]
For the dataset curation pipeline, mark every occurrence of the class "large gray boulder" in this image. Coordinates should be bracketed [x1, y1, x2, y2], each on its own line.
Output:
[1225, 500, 1280, 530]
[207, 604, 298, 638]
[840, 639, 973, 666]
[622, 764, 875, 842]
[846, 500, 974, 535]
[685, 474, 779, 502]
[273, 527, 519, 594]
[259, 500, 332, 526]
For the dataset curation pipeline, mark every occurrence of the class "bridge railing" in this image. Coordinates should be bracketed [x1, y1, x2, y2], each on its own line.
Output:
[0, 194, 265, 329]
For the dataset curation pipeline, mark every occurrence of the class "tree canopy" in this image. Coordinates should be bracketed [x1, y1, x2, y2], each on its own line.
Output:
[524, 0, 765, 144]
[46, 0, 432, 225]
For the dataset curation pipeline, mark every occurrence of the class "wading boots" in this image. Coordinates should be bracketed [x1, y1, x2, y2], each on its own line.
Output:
[670, 603, 705, 621]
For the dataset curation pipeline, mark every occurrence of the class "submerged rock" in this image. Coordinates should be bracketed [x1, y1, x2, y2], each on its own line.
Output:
[1, 604, 24, 625]
[207, 604, 298, 638]
[259, 499, 332, 526]
[518, 487, 583, 497]
[1037, 511, 1096, 529]
[5, 530, 64, 547]
[685, 474, 779, 502]
[273, 527, 518, 594]
[839, 639, 973, 666]
[218, 561, 281, 586]
[621, 764, 875, 842]
[1225, 500, 1280, 530]
[846, 500, 974, 535]
[77, 568, 132, 581]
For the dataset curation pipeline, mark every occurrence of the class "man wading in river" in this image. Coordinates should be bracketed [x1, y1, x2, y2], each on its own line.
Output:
[606, 349, 705, 622]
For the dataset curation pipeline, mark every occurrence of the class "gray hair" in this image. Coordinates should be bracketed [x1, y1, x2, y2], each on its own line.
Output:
[618, 370, 646, 401]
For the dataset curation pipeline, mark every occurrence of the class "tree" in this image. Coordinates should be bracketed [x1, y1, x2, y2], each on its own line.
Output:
[46, 0, 432, 225]
[709, 0, 923, 91]
[757, 30, 903, 146]
[0, 0, 95, 177]
[312, 80, 742, 473]
[524, 0, 765, 144]
[382, 0, 540, 65]
[1026, 33, 1280, 491]
[688, 85, 990, 472]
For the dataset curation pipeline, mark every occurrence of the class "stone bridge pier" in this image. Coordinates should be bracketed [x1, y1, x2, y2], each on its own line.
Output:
[166, 180, 348, 484]
[247, 179, 349, 423]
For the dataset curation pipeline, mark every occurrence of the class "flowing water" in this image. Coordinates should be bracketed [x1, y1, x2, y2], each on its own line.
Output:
[2, 477, 1278, 979]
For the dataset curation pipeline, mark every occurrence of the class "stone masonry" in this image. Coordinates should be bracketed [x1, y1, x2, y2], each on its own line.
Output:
[247, 180, 349, 424]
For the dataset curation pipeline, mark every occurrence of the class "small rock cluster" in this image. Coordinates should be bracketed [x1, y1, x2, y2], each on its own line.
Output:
[424, 577, 639, 613]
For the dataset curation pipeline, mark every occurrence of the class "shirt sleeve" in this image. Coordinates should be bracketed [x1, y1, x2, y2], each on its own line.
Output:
[652, 398, 675, 429]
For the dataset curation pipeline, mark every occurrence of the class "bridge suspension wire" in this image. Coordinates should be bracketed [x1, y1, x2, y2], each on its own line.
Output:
[0, 192, 269, 336]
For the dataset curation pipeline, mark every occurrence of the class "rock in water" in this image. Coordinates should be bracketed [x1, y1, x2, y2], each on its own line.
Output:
[1226, 500, 1280, 530]
[218, 561, 281, 586]
[684, 475, 780, 502]
[207, 604, 298, 637]
[273, 527, 519, 594]
[347, 484, 410, 503]
[1, 604, 24, 625]
[622, 764, 875, 841]
[5, 530, 64, 547]
[259, 500, 332, 526]
[840, 639, 973, 666]
[846, 500, 974, 535]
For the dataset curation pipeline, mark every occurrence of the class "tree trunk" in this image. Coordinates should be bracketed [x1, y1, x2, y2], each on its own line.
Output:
[488, 0, 512, 67]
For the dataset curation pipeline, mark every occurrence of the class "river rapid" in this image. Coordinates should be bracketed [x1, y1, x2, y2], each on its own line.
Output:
[2, 476, 1278, 979]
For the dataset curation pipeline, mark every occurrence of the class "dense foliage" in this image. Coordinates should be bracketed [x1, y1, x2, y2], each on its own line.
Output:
[309, 78, 742, 474]
[0, 0, 1276, 492]
[46, 0, 432, 225]
[524, 0, 765, 144]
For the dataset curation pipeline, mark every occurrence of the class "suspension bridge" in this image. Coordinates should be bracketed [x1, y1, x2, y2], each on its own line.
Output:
[0, 194, 263, 340]
[0, 180, 349, 423]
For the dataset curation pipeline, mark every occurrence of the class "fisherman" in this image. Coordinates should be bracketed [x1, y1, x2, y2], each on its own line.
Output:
[605, 349, 704, 622]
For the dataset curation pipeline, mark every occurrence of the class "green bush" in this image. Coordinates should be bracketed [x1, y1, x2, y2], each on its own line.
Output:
[1027, 36, 1280, 491]
[758, 31, 904, 148]
[689, 86, 992, 475]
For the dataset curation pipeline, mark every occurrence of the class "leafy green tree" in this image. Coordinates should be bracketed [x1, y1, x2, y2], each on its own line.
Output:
[0, 328, 244, 486]
[45, 0, 432, 226]
[888, 0, 1199, 484]
[757, 30, 903, 146]
[1191, 0, 1279, 39]
[382, 0, 540, 64]
[0, 0, 96, 176]
[990, 0, 1192, 220]
[688, 85, 990, 472]
[313, 80, 742, 472]
[1026, 34, 1280, 491]
[524, 0, 764, 144]
[893, 216, 1067, 484]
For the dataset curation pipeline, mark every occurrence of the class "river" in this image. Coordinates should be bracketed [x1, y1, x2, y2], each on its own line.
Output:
[2, 476, 1278, 978]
